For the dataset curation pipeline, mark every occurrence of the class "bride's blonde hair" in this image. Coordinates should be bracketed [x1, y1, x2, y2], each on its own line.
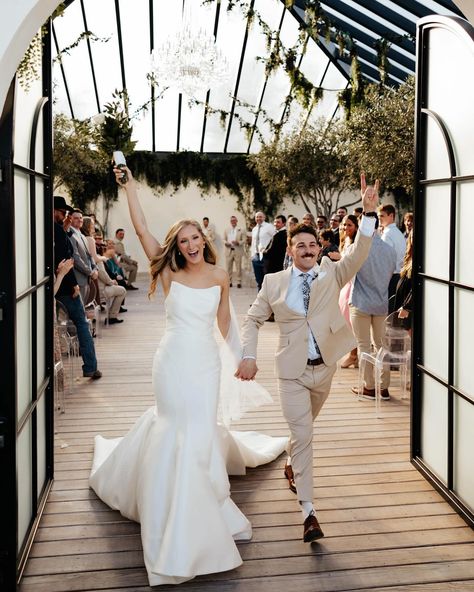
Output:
[149, 219, 217, 297]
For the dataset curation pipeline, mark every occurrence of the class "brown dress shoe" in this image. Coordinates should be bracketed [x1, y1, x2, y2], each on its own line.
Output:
[303, 511, 324, 543]
[284, 462, 297, 494]
[351, 386, 375, 400]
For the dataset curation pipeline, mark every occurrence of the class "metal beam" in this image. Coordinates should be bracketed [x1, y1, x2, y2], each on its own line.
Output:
[200, 0, 223, 153]
[246, 5, 287, 153]
[333, 33, 413, 83]
[149, 0, 156, 152]
[223, 0, 256, 153]
[114, 0, 127, 91]
[52, 23, 75, 119]
[80, 0, 101, 113]
[321, 4, 416, 71]
[347, 0, 417, 37]
[288, 4, 350, 83]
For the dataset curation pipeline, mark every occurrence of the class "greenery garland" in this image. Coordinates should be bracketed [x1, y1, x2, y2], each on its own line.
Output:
[127, 151, 280, 226]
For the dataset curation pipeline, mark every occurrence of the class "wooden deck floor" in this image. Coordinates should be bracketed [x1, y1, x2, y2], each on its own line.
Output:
[20, 277, 474, 591]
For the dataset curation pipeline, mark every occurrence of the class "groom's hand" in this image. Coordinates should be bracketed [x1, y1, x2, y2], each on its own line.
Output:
[235, 358, 258, 381]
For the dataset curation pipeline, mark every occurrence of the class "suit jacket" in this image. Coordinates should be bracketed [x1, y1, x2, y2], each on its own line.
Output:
[263, 228, 287, 274]
[69, 229, 97, 288]
[223, 226, 245, 252]
[113, 239, 136, 266]
[241, 231, 372, 379]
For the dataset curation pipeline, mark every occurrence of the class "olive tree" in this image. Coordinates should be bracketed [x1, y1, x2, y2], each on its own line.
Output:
[250, 119, 357, 219]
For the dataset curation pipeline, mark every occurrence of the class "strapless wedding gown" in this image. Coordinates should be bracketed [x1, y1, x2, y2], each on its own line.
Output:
[89, 281, 287, 586]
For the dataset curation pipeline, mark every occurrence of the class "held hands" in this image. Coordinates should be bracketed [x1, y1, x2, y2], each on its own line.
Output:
[360, 172, 380, 213]
[235, 358, 258, 381]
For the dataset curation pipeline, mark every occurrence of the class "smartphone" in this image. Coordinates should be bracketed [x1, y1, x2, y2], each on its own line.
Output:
[113, 150, 128, 183]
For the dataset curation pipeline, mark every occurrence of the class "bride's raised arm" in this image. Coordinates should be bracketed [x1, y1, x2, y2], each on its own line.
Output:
[113, 166, 163, 260]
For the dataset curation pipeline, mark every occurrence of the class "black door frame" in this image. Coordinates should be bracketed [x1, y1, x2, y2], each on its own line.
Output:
[412, 14, 474, 528]
[0, 20, 54, 588]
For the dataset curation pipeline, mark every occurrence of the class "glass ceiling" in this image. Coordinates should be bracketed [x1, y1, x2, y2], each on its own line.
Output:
[52, 0, 464, 154]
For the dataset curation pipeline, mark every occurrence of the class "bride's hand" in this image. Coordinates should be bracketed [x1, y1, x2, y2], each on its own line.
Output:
[235, 358, 258, 381]
[113, 165, 133, 187]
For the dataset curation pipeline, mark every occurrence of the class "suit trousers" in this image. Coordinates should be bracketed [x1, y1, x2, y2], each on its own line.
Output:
[252, 255, 265, 290]
[350, 305, 390, 390]
[121, 260, 138, 285]
[104, 285, 126, 318]
[225, 248, 242, 284]
[278, 362, 336, 503]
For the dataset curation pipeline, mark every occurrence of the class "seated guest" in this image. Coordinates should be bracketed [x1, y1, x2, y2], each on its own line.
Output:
[114, 228, 139, 289]
[104, 243, 128, 291]
[97, 259, 126, 324]
[317, 229, 339, 264]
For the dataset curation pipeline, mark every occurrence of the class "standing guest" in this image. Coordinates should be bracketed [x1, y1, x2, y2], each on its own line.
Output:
[223, 215, 245, 288]
[301, 212, 316, 227]
[350, 222, 397, 401]
[378, 204, 406, 310]
[394, 229, 413, 328]
[317, 229, 339, 264]
[316, 215, 327, 231]
[114, 228, 139, 290]
[53, 196, 102, 379]
[263, 215, 287, 274]
[69, 210, 98, 304]
[202, 217, 216, 245]
[329, 214, 360, 368]
[337, 206, 348, 219]
[402, 212, 413, 238]
[353, 207, 363, 218]
[284, 216, 299, 269]
[236, 174, 379, 543]
[250, 211, 274, 291]
[329, 214, 341, 246]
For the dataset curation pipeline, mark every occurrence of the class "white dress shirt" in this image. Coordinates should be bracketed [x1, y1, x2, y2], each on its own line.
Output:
[380, 223, 406, 273]
[251, 222, 274, 258]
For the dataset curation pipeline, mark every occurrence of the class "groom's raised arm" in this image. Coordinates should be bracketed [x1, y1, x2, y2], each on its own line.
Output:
[235, 280, 273, 380]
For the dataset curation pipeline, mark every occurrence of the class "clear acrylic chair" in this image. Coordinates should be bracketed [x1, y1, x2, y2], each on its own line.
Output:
[357, 311, 412, 416]
[56, 301, 80, 390]
[54, 359, 65, 413]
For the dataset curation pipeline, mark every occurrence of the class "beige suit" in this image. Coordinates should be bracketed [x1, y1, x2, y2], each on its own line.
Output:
[223, 226, 245, 284]
[241, 231, 372, 501]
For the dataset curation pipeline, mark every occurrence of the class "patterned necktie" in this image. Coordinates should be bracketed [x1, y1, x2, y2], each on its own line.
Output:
[300, 271, 322, 357]
[300, 272, 311, 315]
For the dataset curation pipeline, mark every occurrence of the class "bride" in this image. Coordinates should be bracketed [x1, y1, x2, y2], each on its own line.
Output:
[89, 166, 287, 586]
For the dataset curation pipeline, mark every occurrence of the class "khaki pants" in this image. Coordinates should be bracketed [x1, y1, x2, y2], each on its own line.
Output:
[121, 260, 137, 284]
[278, 363, 337, 503]
[225, 248, 242, 284]
[350, 305, 390, 390]
[104, 284, 126, 318]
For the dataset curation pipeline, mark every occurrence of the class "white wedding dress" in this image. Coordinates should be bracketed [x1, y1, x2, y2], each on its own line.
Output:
[89, 281, 287, 586]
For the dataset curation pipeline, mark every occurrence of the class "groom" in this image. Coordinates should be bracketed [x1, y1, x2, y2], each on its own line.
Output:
[236, 175, 379, 542]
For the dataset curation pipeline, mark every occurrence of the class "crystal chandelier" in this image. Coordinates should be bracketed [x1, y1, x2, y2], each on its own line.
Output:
[150, 5, 229, 98]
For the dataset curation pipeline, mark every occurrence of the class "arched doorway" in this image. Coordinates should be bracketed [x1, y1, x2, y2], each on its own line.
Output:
[0, 17, 54, 590]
